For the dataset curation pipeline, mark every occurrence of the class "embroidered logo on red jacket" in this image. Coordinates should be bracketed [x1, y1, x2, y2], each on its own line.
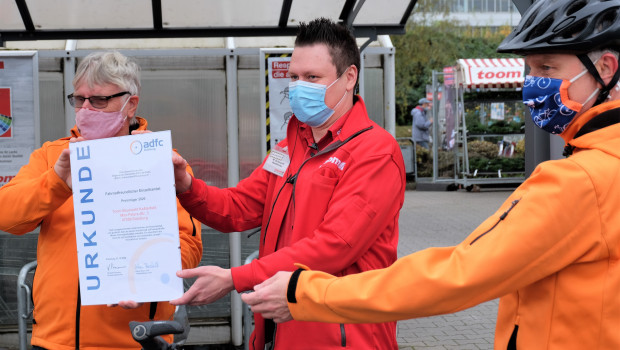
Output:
[321, 156, 346, 171]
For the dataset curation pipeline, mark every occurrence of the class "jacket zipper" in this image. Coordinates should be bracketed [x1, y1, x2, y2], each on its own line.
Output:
[340, 323, 346, 347]
[470, 199, 520, 245]
[261, 127, 374, 348]
[262, 126, 374, 246]
[75, 283, 81, 350]
[269, 323, 277, 350]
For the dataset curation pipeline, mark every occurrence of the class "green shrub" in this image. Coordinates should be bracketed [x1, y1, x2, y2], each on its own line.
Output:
[467, 140, 498, 159]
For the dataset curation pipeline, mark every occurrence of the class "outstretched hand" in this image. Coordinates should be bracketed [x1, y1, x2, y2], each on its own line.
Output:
[172, 153, 192, 194]
[170, 266, 234, 306]
[131, 129, 192, 193]
[241, 271, 293, 323]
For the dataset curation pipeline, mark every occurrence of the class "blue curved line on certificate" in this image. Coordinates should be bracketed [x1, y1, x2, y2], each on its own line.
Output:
[128, 236, 176, 294]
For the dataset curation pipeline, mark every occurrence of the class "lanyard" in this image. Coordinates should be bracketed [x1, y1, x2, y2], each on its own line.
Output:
[262, 126, 374, 245]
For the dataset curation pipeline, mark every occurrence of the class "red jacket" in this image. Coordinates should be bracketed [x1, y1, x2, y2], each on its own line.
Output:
[178, 97, 406, 349]
[0, 117, 203, 350]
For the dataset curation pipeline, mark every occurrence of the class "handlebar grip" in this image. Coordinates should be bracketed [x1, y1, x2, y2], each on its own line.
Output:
[130, 320, 184, 339]
[129, 320, 184, 350]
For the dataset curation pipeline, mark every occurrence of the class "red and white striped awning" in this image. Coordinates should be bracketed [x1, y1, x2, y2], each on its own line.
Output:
[456, 58, 524, 89]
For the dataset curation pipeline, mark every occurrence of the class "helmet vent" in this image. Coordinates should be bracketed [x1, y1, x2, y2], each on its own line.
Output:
[526, 16, 554, 43]
[558, 19, 587, 40]
[565, 0, 587, 16]
[521, 7, 539, 31]
[595, 9, 619, 33]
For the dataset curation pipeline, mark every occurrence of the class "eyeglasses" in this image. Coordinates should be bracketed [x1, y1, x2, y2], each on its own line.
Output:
[67, 91, 130, 109]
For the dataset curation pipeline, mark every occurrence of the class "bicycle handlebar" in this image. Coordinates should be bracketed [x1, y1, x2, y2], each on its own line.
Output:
[129, 320, 184, 350]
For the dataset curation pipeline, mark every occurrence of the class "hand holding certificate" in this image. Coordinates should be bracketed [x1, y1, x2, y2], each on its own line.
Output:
[70, 130, 182, 305]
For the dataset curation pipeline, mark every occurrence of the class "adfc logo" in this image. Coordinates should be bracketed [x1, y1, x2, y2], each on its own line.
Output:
[130, 140, 143, 155]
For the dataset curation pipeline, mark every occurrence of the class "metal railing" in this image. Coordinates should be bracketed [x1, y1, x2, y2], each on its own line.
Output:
[242, 250, 259, 350]
[17, 260, 37, 350]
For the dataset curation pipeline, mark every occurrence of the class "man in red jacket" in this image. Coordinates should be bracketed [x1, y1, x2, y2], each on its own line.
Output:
[240, 1, 620, 349]
[170, 18, 406, 349]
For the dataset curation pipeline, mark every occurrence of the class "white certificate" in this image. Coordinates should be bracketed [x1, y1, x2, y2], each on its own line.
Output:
[70, 131, 182, 305]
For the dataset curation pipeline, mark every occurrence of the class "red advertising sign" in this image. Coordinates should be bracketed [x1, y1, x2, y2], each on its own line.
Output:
[0, 51, 38, 188]
[271, 61, 290, 79]
[0, 88, 12, 138]
[457, 58, 524, 89]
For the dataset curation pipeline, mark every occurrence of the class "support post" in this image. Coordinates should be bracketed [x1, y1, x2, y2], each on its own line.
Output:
[225, 37, 243, 347]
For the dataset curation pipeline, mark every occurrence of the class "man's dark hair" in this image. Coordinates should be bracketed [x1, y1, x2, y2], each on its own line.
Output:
[295, 17, 361, 79]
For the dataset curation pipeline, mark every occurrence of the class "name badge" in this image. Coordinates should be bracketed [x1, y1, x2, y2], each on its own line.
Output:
[263, 145, 290, 177]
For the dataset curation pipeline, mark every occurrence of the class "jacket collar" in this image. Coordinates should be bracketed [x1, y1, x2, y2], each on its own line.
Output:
[568, 117, 620, 158]
[334, 95, 374, 142]
[292, 95, 374, 147]
[560, 100, 620, 143]
[560, 100, 620, 158]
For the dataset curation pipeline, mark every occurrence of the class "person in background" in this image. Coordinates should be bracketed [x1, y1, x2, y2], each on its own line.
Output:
[411, 97, 433, 149]
[169, 18, 406, 350]
[240, 1, 620, 349]
[0, 51, 203, 350]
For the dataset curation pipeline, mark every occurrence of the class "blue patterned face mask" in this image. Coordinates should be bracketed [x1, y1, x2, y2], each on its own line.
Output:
[288, 73, 348, 127]
[522, 70, 599, 134]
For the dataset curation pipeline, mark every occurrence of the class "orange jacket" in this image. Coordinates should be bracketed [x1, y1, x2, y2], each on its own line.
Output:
[289, 101, 620, 349]
[0, 117, 203, 350]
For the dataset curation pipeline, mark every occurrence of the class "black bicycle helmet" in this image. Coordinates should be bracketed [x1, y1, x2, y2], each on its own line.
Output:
[497, 0, 620, 55]
[498, 0, 620, 106]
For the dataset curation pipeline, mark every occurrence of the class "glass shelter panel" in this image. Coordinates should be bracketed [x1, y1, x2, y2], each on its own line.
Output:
[237, 69, 263, 180]
[138, 69, 228, 188]
[363, 68, 385, 128]
[162, 0, 284, 28]
[38, 72, 66, 144]
[289, 0, 348, 25]
[27, 0, 152, 30]
[0, 0, 24, 30]
[355, 0, 413, 25]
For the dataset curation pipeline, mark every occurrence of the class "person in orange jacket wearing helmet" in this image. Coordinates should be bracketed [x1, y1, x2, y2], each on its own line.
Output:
[241, 1, 620, 349]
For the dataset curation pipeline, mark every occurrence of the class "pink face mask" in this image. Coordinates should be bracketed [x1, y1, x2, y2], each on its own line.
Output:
[75, 96, 131, 140]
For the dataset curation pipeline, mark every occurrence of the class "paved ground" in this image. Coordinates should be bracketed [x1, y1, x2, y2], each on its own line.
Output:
[396, 188, 513, 350]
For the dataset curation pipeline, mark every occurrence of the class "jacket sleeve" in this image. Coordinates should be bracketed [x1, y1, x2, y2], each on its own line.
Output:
[177, 159, 270, 233]
[412, 109, 431, 131]
[0, 142, 73, 234]
[176, 153, 203, 269]
[231, 144, 406, 291]
[288, 159, 605, 323]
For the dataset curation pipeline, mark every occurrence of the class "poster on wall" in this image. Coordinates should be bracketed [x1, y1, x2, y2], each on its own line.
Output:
[442, 66, 456, 150]
[0, 88, 12, 138]
[0, 51, 40, 187]
[260, 49, 293, 156]
[491, 102, 505, 120]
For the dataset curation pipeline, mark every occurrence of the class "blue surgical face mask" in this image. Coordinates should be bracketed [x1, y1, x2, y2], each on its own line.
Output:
[288, 73, 348, 127]
[522, 69, 598, 134]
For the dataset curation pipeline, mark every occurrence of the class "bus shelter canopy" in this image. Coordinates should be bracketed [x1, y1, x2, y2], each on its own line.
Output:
[0, 0, 416, 45]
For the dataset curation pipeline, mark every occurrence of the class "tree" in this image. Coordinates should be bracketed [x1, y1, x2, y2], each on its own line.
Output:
[391, 2, 514, 125]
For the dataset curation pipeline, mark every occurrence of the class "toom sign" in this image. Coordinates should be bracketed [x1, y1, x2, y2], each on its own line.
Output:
[457, 58, 524, 89]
